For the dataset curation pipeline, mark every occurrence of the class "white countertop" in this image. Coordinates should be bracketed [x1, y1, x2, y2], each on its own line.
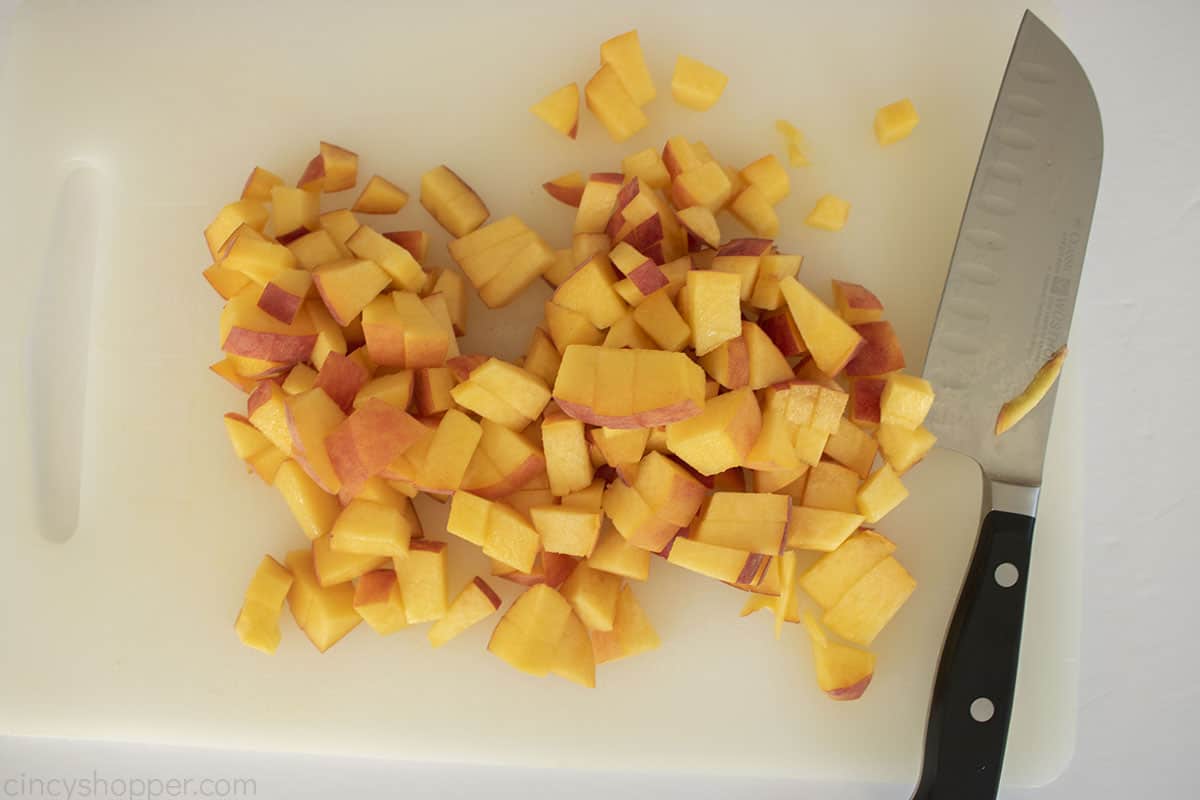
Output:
[1, 0, 1196, 797]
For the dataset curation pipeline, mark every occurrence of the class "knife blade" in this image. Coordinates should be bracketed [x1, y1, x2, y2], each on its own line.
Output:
[912, 10, 1101, 800]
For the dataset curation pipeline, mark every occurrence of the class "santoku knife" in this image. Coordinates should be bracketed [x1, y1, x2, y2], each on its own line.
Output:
[913, 11, 1102, 799]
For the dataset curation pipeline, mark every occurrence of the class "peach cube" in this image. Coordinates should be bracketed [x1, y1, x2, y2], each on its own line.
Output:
[786, 507, 865, 552]
[330, 498, 412, 558]
[799, 530, 896, 610]
[856, 464, 909, 524]
[876, 424, 937, 473]
[273, 460, 340, 540]
[393, 540, 449, 623]
[880, 374, 935, 430]
[532, 505, 603, 558]
[823, 556, 916, 645]
[671, 55, 728, 111]
[665, 387, 761, 475]
[530, 83, 580, 139]
[488, 584, 573, 677]
[874, 98, 920, 146]
[587, 522, 651, 581]
[428, 578, 502, 648]
[806, 195, 851, 231]
[286, 549, 360, 652]
[600, 30, 656, 106]
[353, 569, 408, 635]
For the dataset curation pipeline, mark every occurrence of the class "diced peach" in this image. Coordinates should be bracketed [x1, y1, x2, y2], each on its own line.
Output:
[600, 30, 656, 106]
[692, 492, 790, 555]
[543, 248, 578, 288]
[553, 254, 627, 329]
[573, 174, 624, 235]
[740, 155, 790, 204]
[671, 55, 728, 111]
[610, 240, 669, 296]
[758, 308, 808, 357]
[241, 166, 284, 202]
[823, 556, 916, 646]
[392, 540, 449, 623]
[699, 334, 749, 389]
[522, 327, 562, 388]
[729, 185, 780, 237]
[428, 578, 502, 648]
[802, 613, 876, 701]
[552, 346, 704, 428]
[362, 292, 449, 368]
[481, 503, 541, 574]
[846, 321, 906, 377]
[353, 569, 408, 635]
[557, 561, 620, 634]
[806, 195, 851, 231]
[630, 289, 690, 351]
[354, 370, 414, 411]
[415, 410, 482, 493]
[856, 464, 909, 524]
[330, 497, 412, 558]
[351, 175, 408, 215]
[880, 373, 935, 430]
[876, 424, 937, 473]
[786, 507, 864, 552]
[317, 209, 359, 257]
[346, 225, 425, 292]
[542, 404, 594, 497]
[668, 537, 765, 583]
[675, 205, 721, 249]
[543, 172, 586, 207]
[585, 64, 648, 142]
[326, 397, 428, 496]
[552, 610, 596, 687]
[803, 461, 861, 513]
[312, 532, 386, 588]
[679, 269, 742, 356]
[286, 549, 360, 652]
[874, 98, 920, 146]
[798, 530, 896, 609]
[587, 522, 651, 580]
[823, 418, 879, 479]
[780, 277, 863, 376]
[670, 161, 733, 212]
[285, 388, 346, 493]
[622, 148, 670, 190]
[531, 505, 602, 558]
[203, 262, 251, 300]
[234, 555, 293, 654]
[420, 164, 489, 238]
[849, 377, 886, 428]
[270, 187, 320, 242]
[832, 280, 885, 325]
[545, 301, 604, 352]
[381, 229, 430, 264]
[488, 584, 573, 677]
[665, 387, 761, 476]
[530, 82, 580, 138]
[204, 200, 269, 258]
[995, 346, 1068, 435]
[590, 584, 660, 664]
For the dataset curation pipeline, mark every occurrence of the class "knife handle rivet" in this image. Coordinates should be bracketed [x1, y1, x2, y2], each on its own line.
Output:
[970, 698, 996, 723]
[993, 562, 1020, 588]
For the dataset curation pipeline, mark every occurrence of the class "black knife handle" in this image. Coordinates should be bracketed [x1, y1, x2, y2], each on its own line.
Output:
[912, 510, 1036, 800]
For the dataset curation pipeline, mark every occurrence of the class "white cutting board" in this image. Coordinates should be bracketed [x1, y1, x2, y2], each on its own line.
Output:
[0, 0, 1082, 788]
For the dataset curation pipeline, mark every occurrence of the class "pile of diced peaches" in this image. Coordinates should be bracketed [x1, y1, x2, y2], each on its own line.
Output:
[208, 29, 930, 700]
